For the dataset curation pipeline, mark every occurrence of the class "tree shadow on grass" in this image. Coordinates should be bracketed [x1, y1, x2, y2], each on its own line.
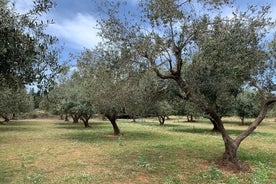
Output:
[0, 122, 38, 132]
[170, 127, 273, 137]
[133, 120, 183, 129]
[54, 121, 108, 130]
[171, 127, 219, 135]
[59, 128, 169, 144]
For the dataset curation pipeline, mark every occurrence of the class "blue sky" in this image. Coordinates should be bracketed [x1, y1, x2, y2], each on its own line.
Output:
[12, 0, 276, 64]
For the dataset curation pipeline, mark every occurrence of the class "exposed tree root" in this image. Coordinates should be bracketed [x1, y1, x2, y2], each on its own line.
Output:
[215, 157, 251, 173]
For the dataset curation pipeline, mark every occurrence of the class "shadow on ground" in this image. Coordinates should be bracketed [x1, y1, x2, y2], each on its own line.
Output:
[0, 121, 39, 132]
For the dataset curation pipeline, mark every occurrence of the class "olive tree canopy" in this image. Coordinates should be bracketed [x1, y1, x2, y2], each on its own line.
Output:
[0, 0, 61, 89]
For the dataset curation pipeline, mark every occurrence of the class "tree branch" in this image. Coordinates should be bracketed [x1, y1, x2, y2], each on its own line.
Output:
[249, 80, 266, 100]
[235, 97, 276, 145]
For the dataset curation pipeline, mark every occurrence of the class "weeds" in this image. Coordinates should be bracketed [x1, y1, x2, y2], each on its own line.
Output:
[118, 135, 125, 146]
[210, 162, 223, 180]
[164, 175, 182, 184]
[251, 162, 269, 184]
[136, 154, 151, 168]
[63, 172, 97, 183]
[25, 172, 44, 184]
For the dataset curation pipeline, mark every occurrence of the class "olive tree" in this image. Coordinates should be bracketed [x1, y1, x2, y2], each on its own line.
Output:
[75, 49, 127, 135]
[0, 0, 61, 89]
[42, 71, 95, 127]
[68, 72, 95, 127]
[75, 47, 168, 134]
[97, 0, 276, 170]
[235, 90, 260, 125]
[0, 0, 61, 120]
[0, 87, 33, 122]
[134, 70, 174, 125]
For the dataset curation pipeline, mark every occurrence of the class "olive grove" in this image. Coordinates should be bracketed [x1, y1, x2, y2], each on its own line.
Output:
[97, 0, 276, 170]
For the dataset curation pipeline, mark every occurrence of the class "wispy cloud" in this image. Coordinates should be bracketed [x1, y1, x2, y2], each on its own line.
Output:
[48, 13, 101, 50]
[12, 0, 100, 50]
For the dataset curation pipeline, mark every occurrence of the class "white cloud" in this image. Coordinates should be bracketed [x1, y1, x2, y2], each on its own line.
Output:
[11, 0, 101, 52]
[48, 13, 101, 50]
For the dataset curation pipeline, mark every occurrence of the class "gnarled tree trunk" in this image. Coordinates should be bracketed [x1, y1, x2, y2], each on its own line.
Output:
[219, 136, 245, 170]
[209, 118, 220, 132]
[106, 113, 120, 135]
[213, 98, 276, 171]
[80, 115, 91, 128]
[206, 108, 244, 170]
[71, 114, 80, 123]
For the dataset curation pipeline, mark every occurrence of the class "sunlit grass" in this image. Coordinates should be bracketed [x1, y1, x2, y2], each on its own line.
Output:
[0, 117, 275, 183]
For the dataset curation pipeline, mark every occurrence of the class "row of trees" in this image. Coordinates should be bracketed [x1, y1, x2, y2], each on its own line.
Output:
[41, 54, 264, 129]
[41, 48, 171, 132]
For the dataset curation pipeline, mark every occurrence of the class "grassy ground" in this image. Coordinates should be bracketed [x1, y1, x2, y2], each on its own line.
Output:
[0, 117, 275, 184]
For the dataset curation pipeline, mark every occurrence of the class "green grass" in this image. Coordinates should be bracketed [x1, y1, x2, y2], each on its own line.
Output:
[0, 117, 275, 183]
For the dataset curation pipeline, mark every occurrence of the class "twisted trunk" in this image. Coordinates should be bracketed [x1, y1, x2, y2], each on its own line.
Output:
[106, 113, 120, 135]
[213, 98, 276, 170]
[209, 118, 220, 132]
[82, 119, 90, 128]
[71, 114, 80, 123]
[80, 114, 91, 128]
[206, 108, 243, 169]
